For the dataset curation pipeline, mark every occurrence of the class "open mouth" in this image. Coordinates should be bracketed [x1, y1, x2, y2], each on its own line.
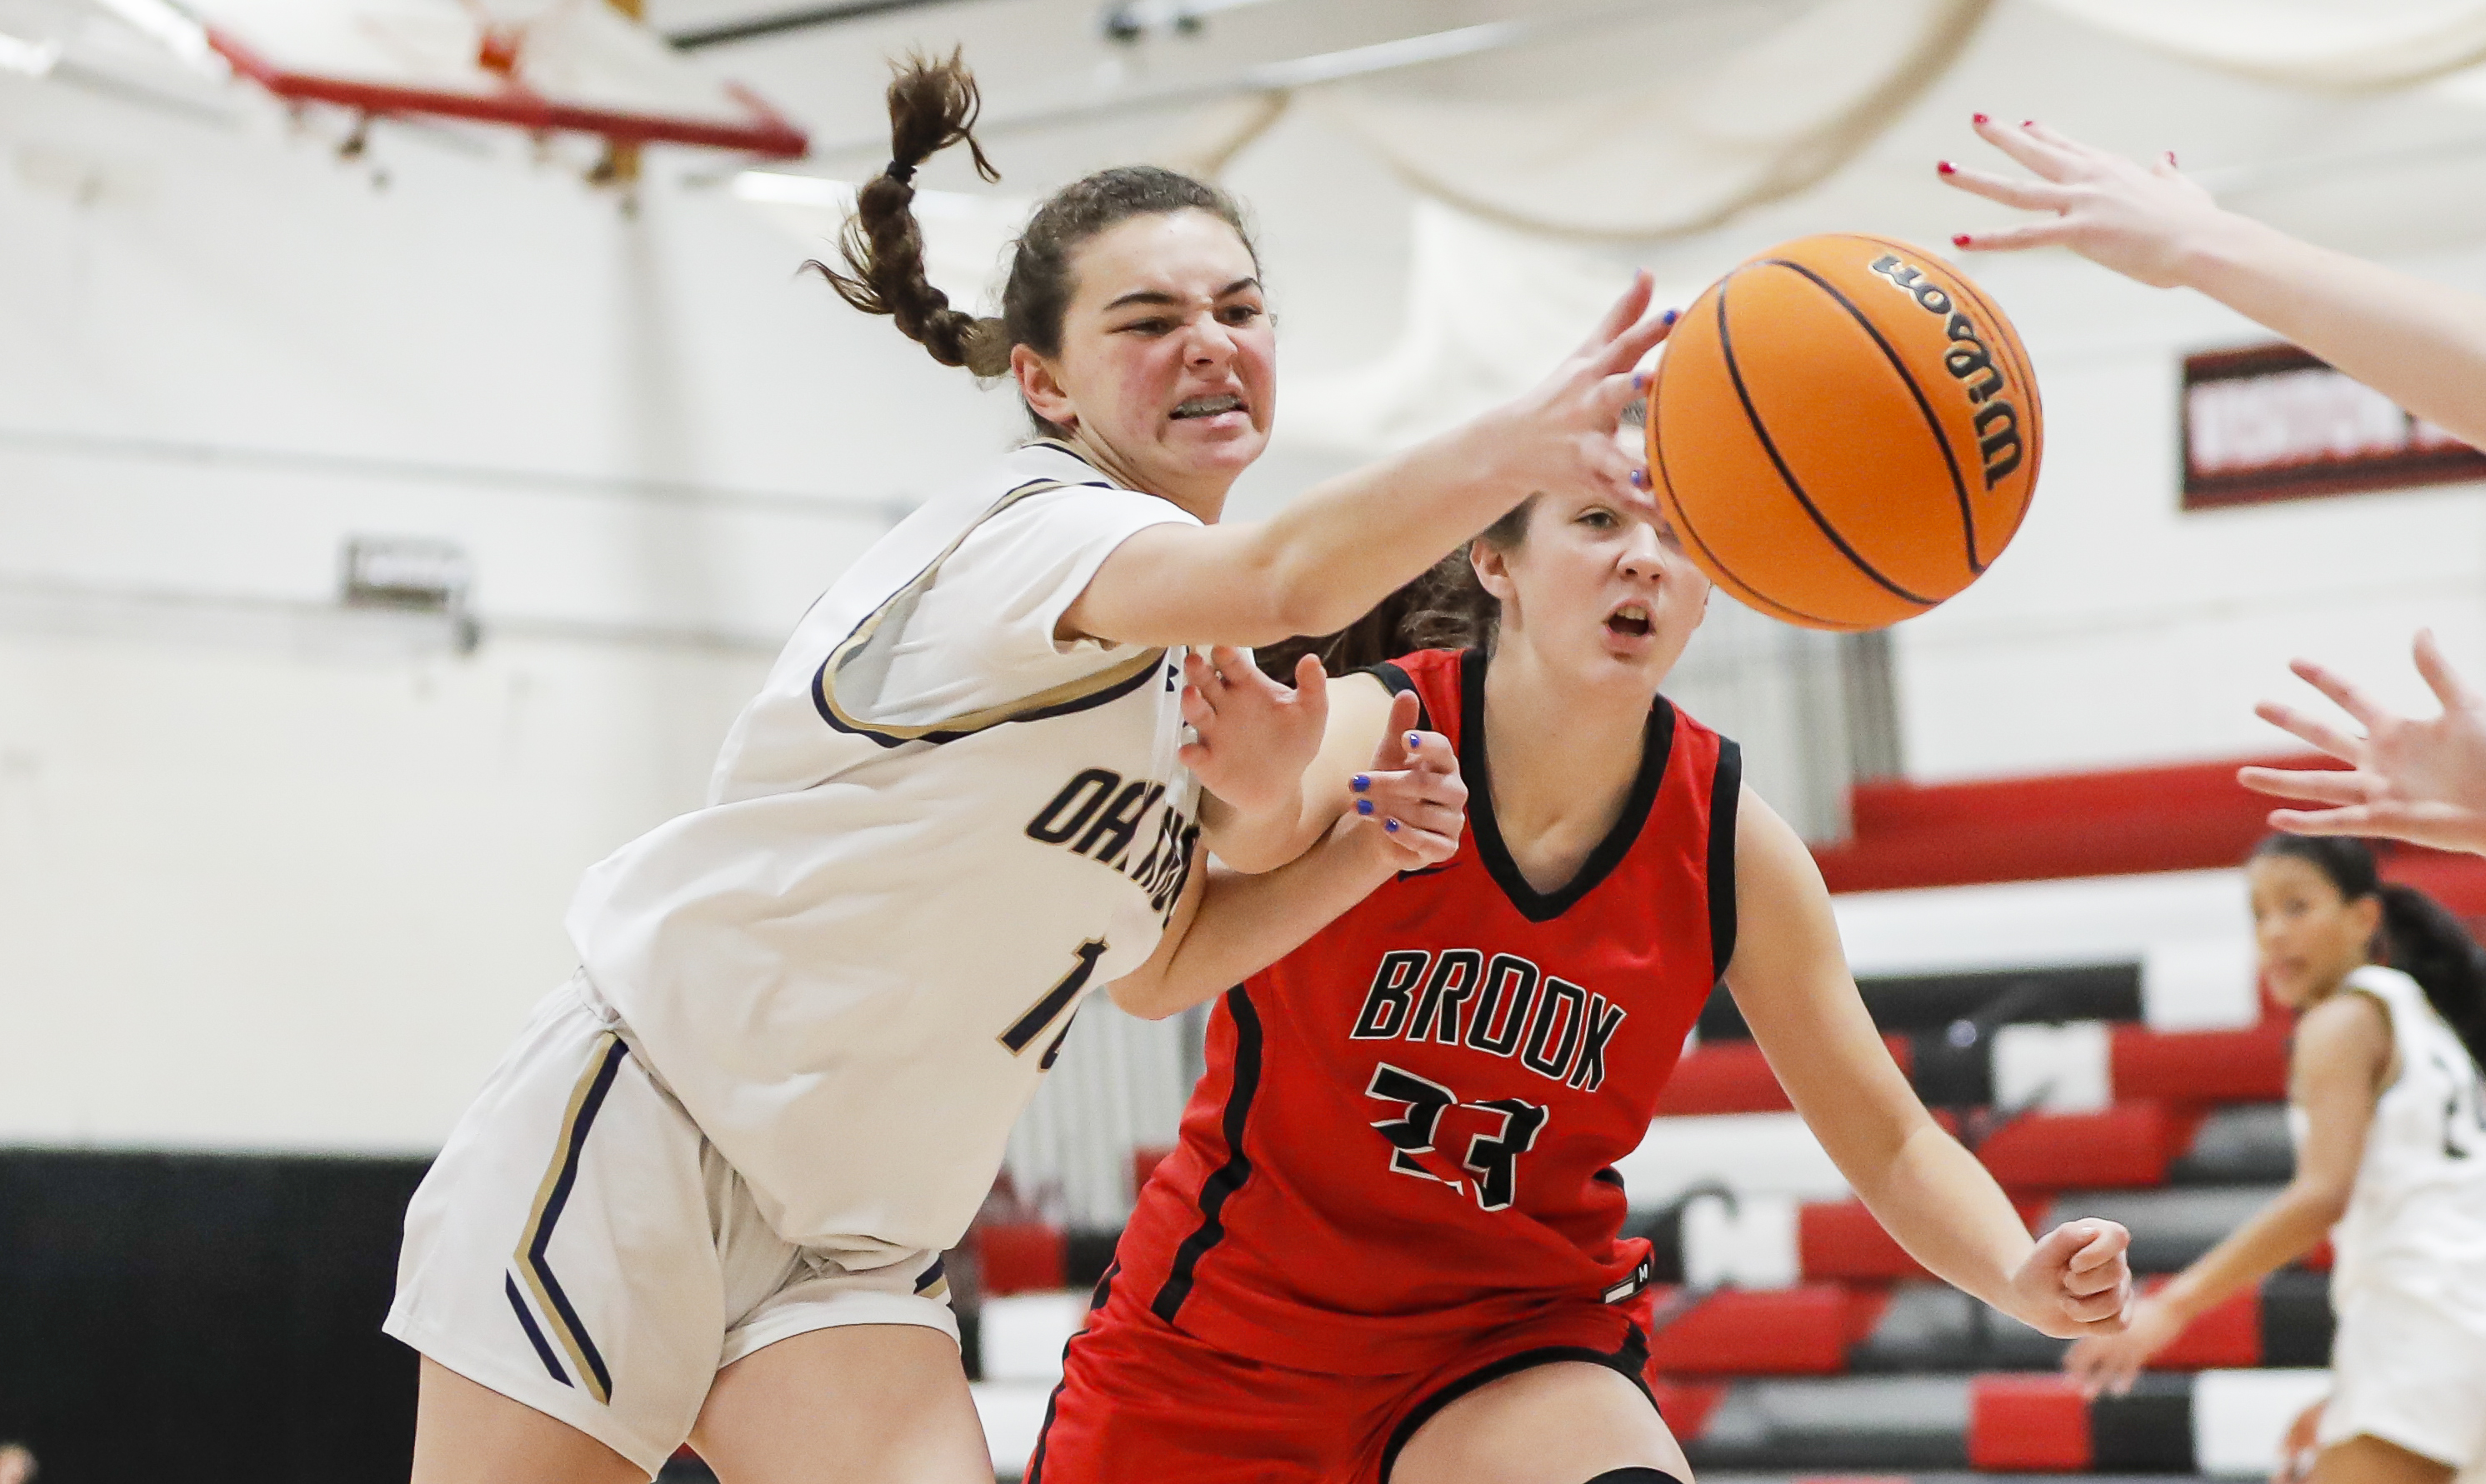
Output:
[1170, 392, 1246, 421]
[1605, 602, 1653, 638]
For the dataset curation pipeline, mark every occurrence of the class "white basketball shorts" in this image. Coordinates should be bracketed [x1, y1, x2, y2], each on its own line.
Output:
[384, 975, 958, 1476]
[2320, 1282, 2486, 1471]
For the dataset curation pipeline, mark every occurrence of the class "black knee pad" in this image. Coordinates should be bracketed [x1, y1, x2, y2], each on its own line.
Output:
[1583, 1472, 1685, 1484]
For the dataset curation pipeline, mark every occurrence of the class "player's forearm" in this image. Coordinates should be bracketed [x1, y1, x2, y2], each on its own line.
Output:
[1109, 827, 1392, 1020]
[1198, 779, 1325, 875]
[2153, 1181, 2343, 1322]
[1243, 412, 1535, 638]
[1850, 1121, 2038, 1316]
[2177, 212, 2486, 447]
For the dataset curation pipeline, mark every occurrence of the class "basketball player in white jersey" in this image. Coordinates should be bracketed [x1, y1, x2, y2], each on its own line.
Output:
[1933, 117, 2486, 855]
[2067, 836, 2486, 1484]
[384, 52, 1668, 1484]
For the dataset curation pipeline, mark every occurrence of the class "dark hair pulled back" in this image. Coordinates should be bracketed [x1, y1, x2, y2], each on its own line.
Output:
[2253, 833, 2486, 1072]
[1255, 499, 1537, 682]
[810, 52, 1258, 434]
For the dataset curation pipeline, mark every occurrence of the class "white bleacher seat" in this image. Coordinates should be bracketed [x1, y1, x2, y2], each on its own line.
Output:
[979, 1290, 1087, 1382]
[2192, 1368, 2333, 1477]
[1992, 1020, 2113, 1112]
[1616, 1112, 1848, 1211]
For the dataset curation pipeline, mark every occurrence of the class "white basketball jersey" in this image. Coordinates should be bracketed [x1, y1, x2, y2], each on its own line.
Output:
[566, 441, 1203, 1257]
[2326, 965, 2486, 1325]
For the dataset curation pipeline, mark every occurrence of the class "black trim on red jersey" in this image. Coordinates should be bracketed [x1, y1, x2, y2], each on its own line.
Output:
[1707, 738, 1743, 984]
[1366, 660, 1433, 732]
[1149, 985, 1265, 1324]
[1378, 1323, 1657, 1482]
[1461, 647, 1677, 923]
[1023, 1375, 1068, 1483]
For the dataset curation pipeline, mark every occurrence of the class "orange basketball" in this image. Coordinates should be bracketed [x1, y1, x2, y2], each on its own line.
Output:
[1647, 233, 2043, 631]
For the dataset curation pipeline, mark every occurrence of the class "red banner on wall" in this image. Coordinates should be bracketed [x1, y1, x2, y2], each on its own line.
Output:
[2183, 342, 2485, 509]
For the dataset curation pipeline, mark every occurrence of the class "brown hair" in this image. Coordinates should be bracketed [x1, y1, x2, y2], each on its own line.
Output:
[1254, 497, 1538, 682]
[809, 52, 1259, 436]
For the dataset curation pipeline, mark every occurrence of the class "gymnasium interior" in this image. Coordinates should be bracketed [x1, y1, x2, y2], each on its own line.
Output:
[4, 0, 2484, 1480]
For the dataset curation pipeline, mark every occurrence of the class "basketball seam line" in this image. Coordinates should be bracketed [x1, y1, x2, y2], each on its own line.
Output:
[1713, 270, 1938, 609]
[1758, 256, 1983, 579]
[1649, 339, 1860, 629]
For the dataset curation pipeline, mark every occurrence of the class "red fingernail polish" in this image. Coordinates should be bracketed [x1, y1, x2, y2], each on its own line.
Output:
[1952, 233, 1972, 247]
[2021, 118, 2035, 127]
[1937, 160, 1956, 175]
[1972, 112, 1989, 124]
[2166, 150, 2178, 167]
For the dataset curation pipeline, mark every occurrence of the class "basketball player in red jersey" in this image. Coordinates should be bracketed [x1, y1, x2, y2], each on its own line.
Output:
[1035, 486, 2137, 1484]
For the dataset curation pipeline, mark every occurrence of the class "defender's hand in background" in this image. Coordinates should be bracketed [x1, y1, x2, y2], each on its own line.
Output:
[1179, 647, 1328, 817]
[2008, 1219, 2132, 1342]
[1938, 117, 2225, 288]
[1347, 690, 1466, 872]
[2241, 629, 2486, 856]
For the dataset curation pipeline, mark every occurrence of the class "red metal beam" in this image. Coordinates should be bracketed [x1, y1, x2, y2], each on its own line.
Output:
[205, 28, 810, 158]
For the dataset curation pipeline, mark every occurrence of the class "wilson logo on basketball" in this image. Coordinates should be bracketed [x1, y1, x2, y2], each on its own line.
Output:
[1868, 254, 2026, 489]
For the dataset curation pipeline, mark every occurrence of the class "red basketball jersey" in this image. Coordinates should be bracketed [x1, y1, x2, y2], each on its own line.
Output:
[1112, 647, 1741, 1375]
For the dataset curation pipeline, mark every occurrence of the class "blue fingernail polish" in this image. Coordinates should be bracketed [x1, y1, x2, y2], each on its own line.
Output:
[1631, 468, 1650, 490]
[1384, 819, 1400, 833]
[1406, 733, 1422, 749]
[1356, 798, 1374, 816]
[1662, 307, 1679, 326]
[1632, 371, 1648, 392]
[1351, 774, 1369, 792]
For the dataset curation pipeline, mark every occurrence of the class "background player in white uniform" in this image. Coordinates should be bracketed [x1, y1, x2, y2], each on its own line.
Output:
[2067, 835, 2486, 1484]
[386, 52, 1670, 1484]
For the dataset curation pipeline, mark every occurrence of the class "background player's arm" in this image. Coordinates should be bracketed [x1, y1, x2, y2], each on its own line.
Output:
[1192, 669, 1422, 873]
[1724, 787, 2133, 1339]
[1057, 278, 1673, 650]
[1109, 717, 1463, 1019]
[2065, 992, 2386, 1394]
[1941, 117, 2486, 447]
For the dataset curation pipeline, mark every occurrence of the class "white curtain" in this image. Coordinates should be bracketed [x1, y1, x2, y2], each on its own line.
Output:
[1160, 0, 1991, 243]
[1310, 0, 1991, 242]
[1274, 199, 1675, 455]
[2024, 0, 2486, 88]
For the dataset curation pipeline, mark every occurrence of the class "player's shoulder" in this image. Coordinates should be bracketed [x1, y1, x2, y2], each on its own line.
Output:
[973, 440, 1201, 535]
[1001, 437, 1121, 492]
[2300, 979, 2398, 1066]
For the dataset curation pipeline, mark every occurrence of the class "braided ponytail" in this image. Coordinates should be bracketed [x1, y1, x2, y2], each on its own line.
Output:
[806, 51, 1012, 377]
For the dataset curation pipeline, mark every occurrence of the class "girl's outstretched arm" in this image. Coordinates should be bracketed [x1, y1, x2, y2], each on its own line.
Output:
[1726, 788, 2133, 1338]
[2063, 990, 2387, 1396]
[1063, 279, 1675, 649]
[1939, 117, 2486, 447]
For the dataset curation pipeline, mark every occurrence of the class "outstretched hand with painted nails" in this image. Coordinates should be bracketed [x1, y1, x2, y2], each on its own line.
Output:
[1936, 116, 2225, 287]
[1485, 270, 1679, 517]
[2239, 628, 2486, 856]
[1346, 690, 1466, 872]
